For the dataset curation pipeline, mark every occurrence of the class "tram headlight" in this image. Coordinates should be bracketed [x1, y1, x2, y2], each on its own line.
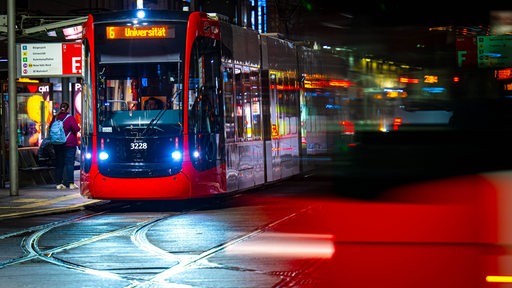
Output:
[98, 151, 109, 161]
[171, 150, 182, 161]
[136, 10, 145, 19]
[192, 150, 200, 159]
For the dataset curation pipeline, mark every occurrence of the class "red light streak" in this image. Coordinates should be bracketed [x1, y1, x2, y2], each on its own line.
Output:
[399, 77, 420, 84]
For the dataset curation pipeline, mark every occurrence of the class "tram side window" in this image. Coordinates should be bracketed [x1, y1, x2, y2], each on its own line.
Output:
[232, 65, 261, 141]
[223, 65, 235, 142]
[289, 77, 299, 135]
[284, 75, 291, 135]
[234, 65, 244, 140]
[278, 73, 298, 136]
[277, 76, 288, 135]
[242, 66, 252, 139]
[250, 67, 262, 140]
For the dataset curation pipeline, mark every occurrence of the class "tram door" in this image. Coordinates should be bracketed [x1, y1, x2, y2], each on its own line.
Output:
[188, 36, 223, 174]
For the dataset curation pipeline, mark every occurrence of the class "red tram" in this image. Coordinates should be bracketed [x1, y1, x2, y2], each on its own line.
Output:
[79, 9, 349, 200]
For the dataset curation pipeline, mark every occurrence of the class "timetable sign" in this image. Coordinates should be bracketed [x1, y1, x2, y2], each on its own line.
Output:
[17, 43, 82, 77]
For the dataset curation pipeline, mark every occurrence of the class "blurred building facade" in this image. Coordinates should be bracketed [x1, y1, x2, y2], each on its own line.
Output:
[0, 1, 488, 144]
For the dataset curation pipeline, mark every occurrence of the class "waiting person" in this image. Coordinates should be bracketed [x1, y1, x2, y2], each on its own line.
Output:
[50, 102, 81, 190]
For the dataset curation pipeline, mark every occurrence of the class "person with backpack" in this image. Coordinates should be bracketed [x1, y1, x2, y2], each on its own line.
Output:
[48, 101, 80, 190]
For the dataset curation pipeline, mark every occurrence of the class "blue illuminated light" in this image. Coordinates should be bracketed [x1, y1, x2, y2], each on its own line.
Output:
[85, 152, 92, 159]
[171, 151, 182, 161]
[383, 88, 404, 92]
[422, 87, 445, 93]
[137, 10, 145, 19]
[482, 53, 502, 58]
[192, 150, 200, 158]
[99, 151, 109, 160]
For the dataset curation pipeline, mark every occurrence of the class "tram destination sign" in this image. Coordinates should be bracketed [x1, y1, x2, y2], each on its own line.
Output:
[17, 43, 82, 77]
[105, 26, 174, 39]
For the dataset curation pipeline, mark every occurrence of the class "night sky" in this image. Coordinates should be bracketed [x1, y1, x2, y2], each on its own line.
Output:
[303, 0, 510, 27]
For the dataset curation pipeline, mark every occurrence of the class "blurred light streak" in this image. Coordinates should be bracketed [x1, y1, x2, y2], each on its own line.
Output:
[486, 275, 512, 283]
[225, 232, 334, 258]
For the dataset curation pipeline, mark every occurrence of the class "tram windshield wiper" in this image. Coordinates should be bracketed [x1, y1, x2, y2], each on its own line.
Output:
[141, 109, 166, 136]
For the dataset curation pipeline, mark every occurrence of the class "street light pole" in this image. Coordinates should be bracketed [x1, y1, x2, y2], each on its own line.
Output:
[7, 0, 18, 196]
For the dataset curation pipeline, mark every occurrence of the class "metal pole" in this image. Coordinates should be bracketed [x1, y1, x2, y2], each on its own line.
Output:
[62, 77, 70, 104]
[40, 101, 46, 139]
[0, 81, 5, 188]
[7, 0, 18, 196]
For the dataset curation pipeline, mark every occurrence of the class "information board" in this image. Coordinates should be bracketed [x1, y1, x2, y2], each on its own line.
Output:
[17, 43, 82, 77]
[477, 35, 512, 68]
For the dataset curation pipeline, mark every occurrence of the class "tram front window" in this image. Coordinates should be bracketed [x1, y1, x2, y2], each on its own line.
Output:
[96, 62, 183, 135]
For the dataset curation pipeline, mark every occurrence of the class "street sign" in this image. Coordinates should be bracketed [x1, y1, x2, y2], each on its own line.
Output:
[17, 43, 82, 77]
[455, 36, 478, 68]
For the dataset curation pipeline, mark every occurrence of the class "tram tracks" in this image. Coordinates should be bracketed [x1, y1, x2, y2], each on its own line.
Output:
[0, 195, 323, 287]
[127, 205, 316, 288]
[0, 204, 183, 284]
[0, 211, 109, 268]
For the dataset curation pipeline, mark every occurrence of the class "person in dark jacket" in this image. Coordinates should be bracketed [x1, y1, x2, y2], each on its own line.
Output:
[49, 102, 81, 190]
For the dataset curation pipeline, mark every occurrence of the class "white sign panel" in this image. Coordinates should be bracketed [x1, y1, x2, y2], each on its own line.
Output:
[17, 43, 82, 77]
